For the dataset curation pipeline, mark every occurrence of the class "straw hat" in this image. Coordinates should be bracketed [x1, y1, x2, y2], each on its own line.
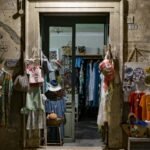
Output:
[144, 75, 150, 87]
[124, 67, 133, 79]
[46, 80, 62, 92]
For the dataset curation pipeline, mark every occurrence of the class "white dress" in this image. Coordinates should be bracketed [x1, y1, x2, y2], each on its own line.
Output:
[88, 62, 95, 102]
[97, 74, 108, 126]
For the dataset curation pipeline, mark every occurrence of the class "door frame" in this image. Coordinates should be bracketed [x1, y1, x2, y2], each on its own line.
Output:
[40, 16, 109, 142]
[25, 0, 124, 148]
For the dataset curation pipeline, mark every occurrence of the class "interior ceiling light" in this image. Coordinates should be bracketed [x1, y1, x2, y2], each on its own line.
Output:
[52, 27, 63, 34]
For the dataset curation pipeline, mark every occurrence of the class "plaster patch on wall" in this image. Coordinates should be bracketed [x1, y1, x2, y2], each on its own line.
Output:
[0, 0, 16, 10]
[0, 21, 20, 45]
[0, 26, 20, 60]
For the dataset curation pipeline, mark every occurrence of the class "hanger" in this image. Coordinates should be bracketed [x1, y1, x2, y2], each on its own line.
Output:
[134, 83, 141, 93]
[25, 58, 40, 65]
[0, 67, 11, 76]
[0, 60, 11, 76]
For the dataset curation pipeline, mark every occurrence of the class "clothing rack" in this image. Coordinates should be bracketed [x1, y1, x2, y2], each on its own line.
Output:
[76, 54, 103, 60]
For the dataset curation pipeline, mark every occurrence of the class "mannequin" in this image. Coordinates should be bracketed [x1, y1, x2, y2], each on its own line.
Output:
[45, 80, 66, 143]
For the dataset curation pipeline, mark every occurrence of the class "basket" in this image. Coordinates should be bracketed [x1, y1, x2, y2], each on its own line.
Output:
[46, 118, 64, 126]
[62, 46, 72, 55]
[122, 124, 148, 137]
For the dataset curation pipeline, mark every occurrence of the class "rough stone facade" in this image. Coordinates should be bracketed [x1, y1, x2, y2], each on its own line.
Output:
[0, 0, 23, 150]
[0, 0, 150, 149]
[124, 0, 150, 62]
[123, 0, 150, 148]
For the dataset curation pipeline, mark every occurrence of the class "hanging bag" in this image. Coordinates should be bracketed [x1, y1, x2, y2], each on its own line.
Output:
[25, 47, 44, 85]
[26, 63, 44, 84]
[14, 74, 30, 92]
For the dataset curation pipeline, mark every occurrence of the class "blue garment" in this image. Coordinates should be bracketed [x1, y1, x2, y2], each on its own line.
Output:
[93, 63, 100, 107]
[85, 63, 90, 106]
[45, 98, 66, 139]
[45, 98, 66, 117]
[75, 57, 83, 68]
[134, 121, 148, 127]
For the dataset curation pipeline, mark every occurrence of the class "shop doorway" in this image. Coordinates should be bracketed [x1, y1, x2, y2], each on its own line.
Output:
[40, 14, 109, 145]
[25, 1, 124, 148]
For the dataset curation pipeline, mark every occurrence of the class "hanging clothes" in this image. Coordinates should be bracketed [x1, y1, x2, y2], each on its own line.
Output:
[140, 94, 150, 121]
[0, 71, 12, 127]
[93, 62, 100, 107]
[75, 57, 83, 68]
[129, 91, 144, 120]
[97, 74, 108, 126]
[99, 58, 115, 91]
[79, 63, 84, 95]
[88, 61, 95, 102]
[45, 98, 66, 118]
[21, 87, 45, 130]
[45, 97, 66, 140]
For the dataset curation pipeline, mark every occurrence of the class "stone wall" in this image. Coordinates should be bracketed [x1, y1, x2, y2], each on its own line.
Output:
[124, 0, 150, 62]
[0, 0, 23, 149]
[0, 0, 150, 149]
[122, 0, 150, 148]
[122, 0, 150, 129]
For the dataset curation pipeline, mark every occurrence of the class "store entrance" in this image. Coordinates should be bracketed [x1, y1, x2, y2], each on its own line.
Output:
[40, 14, 109, 145]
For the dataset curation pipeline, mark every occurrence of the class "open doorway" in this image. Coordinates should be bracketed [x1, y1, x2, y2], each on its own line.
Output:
[40, 14, 109, 146]
[74, 23, 105, 146]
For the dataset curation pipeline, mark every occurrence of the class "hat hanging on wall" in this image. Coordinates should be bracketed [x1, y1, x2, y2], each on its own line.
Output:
[144, 75, 150, 87]
[46, 80, 62, 92]
[124, 67, 133, 79]
[145, 66, 150, 74]
[133, 67, 145, 82]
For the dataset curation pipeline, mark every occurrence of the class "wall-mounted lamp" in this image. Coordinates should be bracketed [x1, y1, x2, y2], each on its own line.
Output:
[18, 0, 24, 15]
[52, 27, 63, 34]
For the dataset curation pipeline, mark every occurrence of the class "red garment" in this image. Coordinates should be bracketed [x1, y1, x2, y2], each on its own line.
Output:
[129, 92, 145, 120]
[99, 59, 115, 91]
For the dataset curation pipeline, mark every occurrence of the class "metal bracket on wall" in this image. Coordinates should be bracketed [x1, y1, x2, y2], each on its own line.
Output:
[127, 45, 150, 62]
[127, 45, 143, 62]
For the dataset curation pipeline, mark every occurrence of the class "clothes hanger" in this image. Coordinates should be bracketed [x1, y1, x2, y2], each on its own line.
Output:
[134, 83, 141, 93]
[0, 60, 11, 75]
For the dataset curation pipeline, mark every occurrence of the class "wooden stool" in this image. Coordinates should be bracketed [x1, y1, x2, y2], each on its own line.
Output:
[47, 118, 64, 146]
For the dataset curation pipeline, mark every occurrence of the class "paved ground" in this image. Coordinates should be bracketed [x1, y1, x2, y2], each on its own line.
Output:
[37, 146, 104, 150]
[37, 146, 124, 150]
[36, 139, 106, 150]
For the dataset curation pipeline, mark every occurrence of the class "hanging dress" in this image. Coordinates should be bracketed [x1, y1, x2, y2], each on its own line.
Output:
[0, 71, 12, 127]
[88, 62, 95, 103]
[97, 74, 108, 126]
